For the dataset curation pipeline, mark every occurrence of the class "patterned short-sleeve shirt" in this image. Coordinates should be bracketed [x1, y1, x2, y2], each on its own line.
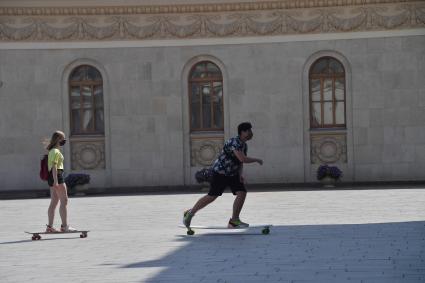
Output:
[212, 136, 247, 176]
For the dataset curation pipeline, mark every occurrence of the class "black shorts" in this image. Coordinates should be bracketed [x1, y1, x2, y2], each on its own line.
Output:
[208, 172, 246, 196]
[47, 169, 65, 187]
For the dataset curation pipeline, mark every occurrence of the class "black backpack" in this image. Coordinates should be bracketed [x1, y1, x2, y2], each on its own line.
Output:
[195, 168, 214, 183]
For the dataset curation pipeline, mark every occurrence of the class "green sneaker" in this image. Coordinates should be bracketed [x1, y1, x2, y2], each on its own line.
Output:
[183, 209, 194, 228]
[228, 219, 249, 228]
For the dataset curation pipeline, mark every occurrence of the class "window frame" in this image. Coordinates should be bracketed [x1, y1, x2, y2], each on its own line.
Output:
[309, 57, 346, 129]
[68, 65, 104, 136]
[188, 61, 224, 132]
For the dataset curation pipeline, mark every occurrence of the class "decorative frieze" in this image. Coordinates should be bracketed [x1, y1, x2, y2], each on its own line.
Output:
[0, 1, 416, 16]
[310, 132, 347, 164]
[0, 1, 423, 42]
[190, 135, 224, 167]
[71, 138, 105, 170]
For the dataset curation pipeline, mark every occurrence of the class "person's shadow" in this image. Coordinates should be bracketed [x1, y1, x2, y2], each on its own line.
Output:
[119, 221, 425, 283]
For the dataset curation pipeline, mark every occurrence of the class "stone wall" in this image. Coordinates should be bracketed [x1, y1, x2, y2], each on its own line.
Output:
[0, 34, 424, 190]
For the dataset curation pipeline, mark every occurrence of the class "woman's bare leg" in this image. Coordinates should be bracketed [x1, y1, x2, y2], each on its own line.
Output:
[55, 184, 69, 227]
[47, 187, 59, 226]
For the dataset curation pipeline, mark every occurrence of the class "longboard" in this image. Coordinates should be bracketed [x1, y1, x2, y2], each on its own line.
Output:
[178, 224, 272, 235]
[24, 230, 89, 240]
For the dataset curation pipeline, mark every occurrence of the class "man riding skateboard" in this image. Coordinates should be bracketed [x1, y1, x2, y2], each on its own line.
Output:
[183, 122, 263, 228]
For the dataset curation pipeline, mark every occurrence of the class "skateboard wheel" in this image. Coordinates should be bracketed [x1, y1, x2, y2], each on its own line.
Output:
[31, 236, 36, 241]
[262, 228, 270, 235]
[80, 234, 84, 238]
[187, 230, 195, 236]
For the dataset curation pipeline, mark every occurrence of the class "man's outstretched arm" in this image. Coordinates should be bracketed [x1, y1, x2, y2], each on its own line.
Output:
[233, 150, 263, 165]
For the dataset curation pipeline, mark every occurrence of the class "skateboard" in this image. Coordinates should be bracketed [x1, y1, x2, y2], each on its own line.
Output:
[24, 230, 89, 240]
[179, 224, 272, 235]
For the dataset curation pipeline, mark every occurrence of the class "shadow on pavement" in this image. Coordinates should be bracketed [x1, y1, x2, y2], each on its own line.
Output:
[121, 221, 425, 283]
[0, 236, 83, 245]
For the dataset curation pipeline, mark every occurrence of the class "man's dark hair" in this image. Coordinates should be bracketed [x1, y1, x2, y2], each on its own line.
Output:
[238, 122, 252, 135]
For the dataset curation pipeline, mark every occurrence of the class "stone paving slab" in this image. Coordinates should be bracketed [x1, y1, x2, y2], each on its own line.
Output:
[0, 189, 424, 283]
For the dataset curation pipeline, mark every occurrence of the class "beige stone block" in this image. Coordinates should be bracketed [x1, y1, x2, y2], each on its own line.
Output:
[369, 109, 384, 127]
[404, 126, 424, 144]
[354, 164, 384, 181]
[110, 152, 132, 171]
[367, 127, 384, 145]
[353, 127, 368, 146]
[353, 109, 370, 127]
[383, 127, 405, 145]
[355, 145, 382, 164]
[110, 100, 126, 116]
[382, 144, 415, 164]
[152, 98, 167, 115]
[415, 143, 425, 157]
[402, 36, 425, 52]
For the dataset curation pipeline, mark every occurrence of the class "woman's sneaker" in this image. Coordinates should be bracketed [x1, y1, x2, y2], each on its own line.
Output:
[45, 225, 59, 233]
[61, 225, 77, 232]
[183, 209, 194, 228]
[228, 219, 249, 228]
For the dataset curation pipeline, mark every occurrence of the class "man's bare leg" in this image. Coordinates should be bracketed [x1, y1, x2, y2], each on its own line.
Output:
[231, 191, 246, 221]
[191, 195, 218, 215]
[183, 195, 218, 227]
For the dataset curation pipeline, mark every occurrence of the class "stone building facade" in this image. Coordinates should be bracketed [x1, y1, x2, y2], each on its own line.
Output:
[0, 0, 424, 191]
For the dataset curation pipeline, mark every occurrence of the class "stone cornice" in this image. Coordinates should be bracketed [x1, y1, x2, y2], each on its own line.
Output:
[0, 0, 418, 16]
[0, 1, 424, 42]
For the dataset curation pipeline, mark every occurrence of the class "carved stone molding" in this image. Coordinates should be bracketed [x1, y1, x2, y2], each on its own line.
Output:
[310, 132, 347, 164]
[71, 138, 105, 170]
[190, 135, 224, 167]
[0, 1, 416, 16]
[0, 2, 423, 42]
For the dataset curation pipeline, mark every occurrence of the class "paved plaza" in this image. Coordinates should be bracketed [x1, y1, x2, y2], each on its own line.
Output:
[1, 188, 424, 283]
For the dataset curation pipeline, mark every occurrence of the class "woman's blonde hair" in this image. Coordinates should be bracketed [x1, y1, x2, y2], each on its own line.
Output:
[45, 130, 65, 151]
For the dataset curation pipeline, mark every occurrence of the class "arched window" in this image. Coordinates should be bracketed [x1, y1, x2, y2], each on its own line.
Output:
[309, 57, 346, 128]
[69, 65, 104, 135]
[189, 61, 223, 132]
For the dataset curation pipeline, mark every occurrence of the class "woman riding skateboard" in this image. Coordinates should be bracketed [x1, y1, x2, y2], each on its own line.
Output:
[44, 130, 77, 233]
